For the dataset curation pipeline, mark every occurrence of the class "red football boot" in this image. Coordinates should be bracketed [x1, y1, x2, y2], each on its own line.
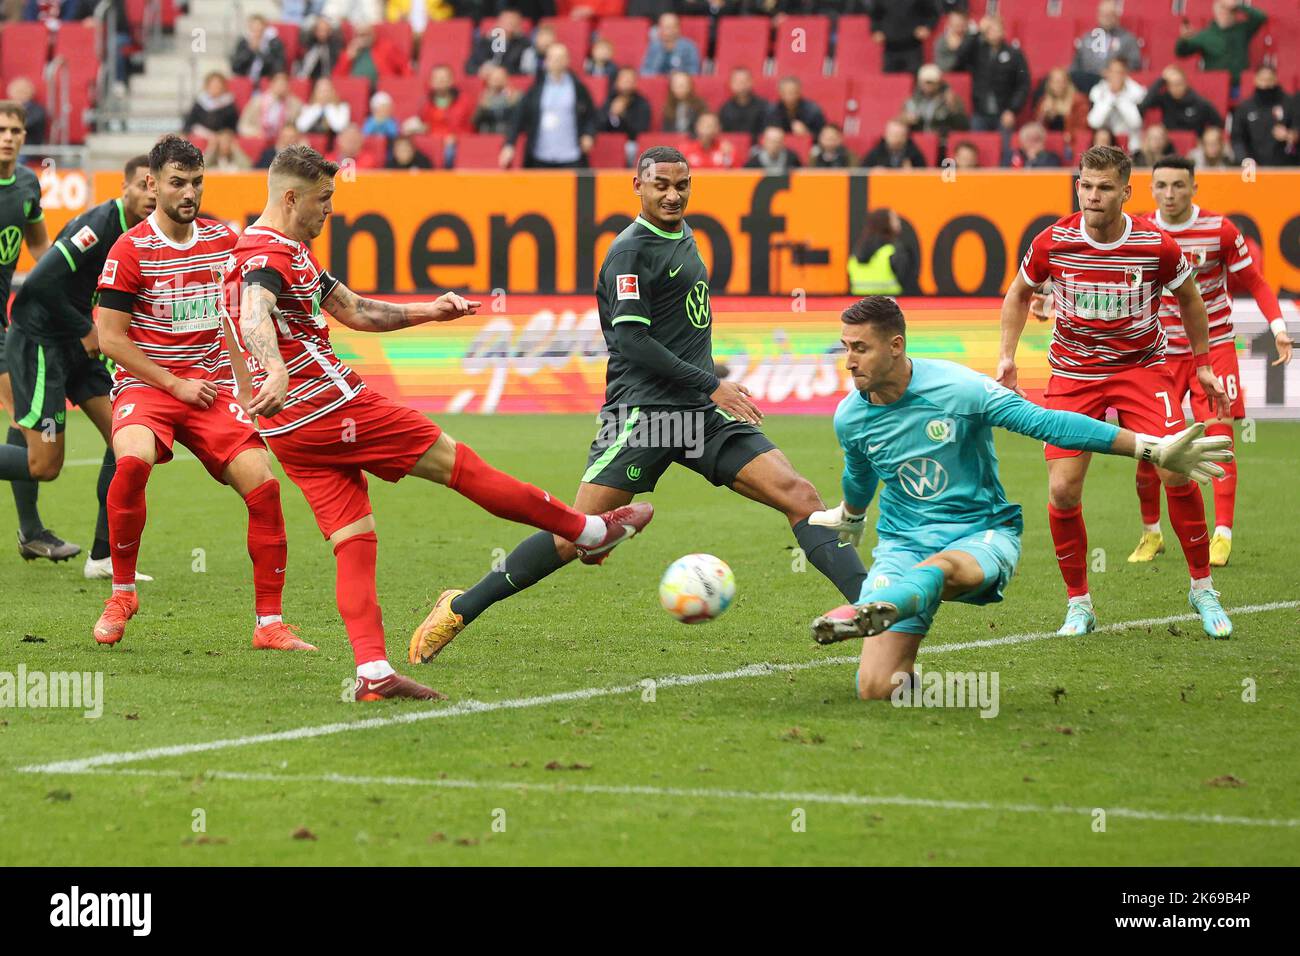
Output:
[354, 672, 447, 701]
[576, 502, 655, 565]
[252, 621, 318, 651]
[93, 590, 139, 645]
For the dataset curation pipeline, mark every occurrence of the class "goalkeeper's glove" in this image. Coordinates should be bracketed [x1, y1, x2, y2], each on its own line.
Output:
[808, 501, 867, 546]
[1132, 422, 1233, 485]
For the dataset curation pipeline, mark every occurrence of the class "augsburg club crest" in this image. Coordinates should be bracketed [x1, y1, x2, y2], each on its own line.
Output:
[685, 280, 711, 329]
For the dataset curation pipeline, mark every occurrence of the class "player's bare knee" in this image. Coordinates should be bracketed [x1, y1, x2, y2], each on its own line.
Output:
[784, 475, 822, 522]
[1047, 479, 1082, 509]
[855, 669, 899, 701]
[28, 458, 62, 482]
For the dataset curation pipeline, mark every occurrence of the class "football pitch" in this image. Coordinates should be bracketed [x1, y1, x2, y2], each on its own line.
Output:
[1, 413, 1297, 866]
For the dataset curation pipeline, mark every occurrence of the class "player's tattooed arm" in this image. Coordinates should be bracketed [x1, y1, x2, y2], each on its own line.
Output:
[324, 281, 481, 332]
[240, 283, 290, 418]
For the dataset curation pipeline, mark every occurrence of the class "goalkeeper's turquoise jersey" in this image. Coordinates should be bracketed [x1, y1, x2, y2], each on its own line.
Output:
[834, 358, 1120, 553]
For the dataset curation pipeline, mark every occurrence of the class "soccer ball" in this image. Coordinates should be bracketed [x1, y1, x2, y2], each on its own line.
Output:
[658, 554, 735, 624]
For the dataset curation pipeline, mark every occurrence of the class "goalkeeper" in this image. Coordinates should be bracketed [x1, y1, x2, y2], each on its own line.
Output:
[807, 297, 1233, 699]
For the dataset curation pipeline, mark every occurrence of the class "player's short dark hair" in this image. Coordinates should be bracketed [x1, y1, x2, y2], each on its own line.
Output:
[0, 99, 27, 124]
[149, 134, 204, 174]
[1152, 155, 1196, 180]
[842, 295, 906, 340]
[636, 145, 688, 178]
[124, 154, 150, 181]
[1079, 144, 1131, 183]
[269, 143, 340, 184]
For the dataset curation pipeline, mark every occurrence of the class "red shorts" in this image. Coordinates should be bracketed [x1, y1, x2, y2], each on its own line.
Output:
[266, 389, 443, 538]
[1167, 341, 1246, 421]
[111, 385, 265, 481]
[1043, 364, 1183, 460]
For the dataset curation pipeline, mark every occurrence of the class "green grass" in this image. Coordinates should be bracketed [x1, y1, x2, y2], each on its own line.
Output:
[1, 414, 1297, 866]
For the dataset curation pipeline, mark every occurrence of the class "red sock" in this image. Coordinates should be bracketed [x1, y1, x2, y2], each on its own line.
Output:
[1164, 481, 1211, 579]
[107, 455, 151, 588]
[333, 531, 386, 666]
[244, 478, 286, 618]
[448, 442, 586, 541]
[1135, 459, 1162, 526]
[1048, 502, 1089, 598]
[1204, 422, 1236, 529]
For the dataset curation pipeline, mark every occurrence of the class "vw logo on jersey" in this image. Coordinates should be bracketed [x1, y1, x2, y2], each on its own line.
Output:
[685, 280, 711, 329]
[897, 457, 949, 500]
[0, 225, 21, 266]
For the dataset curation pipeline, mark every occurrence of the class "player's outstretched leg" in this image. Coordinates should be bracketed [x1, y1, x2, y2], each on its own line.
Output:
[1161, 470, 1232, 639]
[1047, 455, 1095, 636]
[93, 448, 151, 645]
[853, 631, 926, 701]
[1204, 421, 1236, 566]
[8, 425, 79, 562]
[812, 565, 945, 644]
[1128, 459, 1165, 563]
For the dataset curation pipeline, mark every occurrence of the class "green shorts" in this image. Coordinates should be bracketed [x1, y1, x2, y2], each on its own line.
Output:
[582, 404, 776, 492]
[5, 324, 113, 434]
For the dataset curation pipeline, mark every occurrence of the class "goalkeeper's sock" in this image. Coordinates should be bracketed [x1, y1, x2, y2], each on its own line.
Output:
[1135, 458, 1162, 527]
[451, 530, 568, 626]
[1204, 422, 1236, 530]
[793, 517, 868, 602]
[1165, 481, 1211, 580]
[1047, 502, 1089, 598]
[447, 442, 588, 542]
[858, 565, 945, 622]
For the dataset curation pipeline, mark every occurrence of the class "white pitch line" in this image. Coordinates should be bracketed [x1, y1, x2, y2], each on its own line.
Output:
[57, 767, 1300, 830]
[16, 600, 1298, 777]
[64, 452, 198, 467]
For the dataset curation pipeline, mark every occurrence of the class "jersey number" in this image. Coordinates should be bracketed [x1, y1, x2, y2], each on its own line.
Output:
[1156, 390, 1173, 419]
[229, 402, 252, 424]
[1219, 374, 1239, 402]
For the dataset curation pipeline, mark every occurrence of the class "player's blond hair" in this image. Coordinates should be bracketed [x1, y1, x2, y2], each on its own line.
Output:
[1079, 145, 1132, 183]
[268, 144, 339, 191]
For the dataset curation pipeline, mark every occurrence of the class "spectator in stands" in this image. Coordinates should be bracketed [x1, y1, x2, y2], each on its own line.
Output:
[641, 12, 702, 76]
[1131, 124, 1177, 167]
[586, 38, 619, 80]
[5, 77, 45, 145]
[744, 126, 802, 173]
[255, 125, 309, 168]
[296, 77, 352, 136]
[862, 118, 927, 168]
[1090, 126, 1116, 148]
[1087, 57, 1145, 144]
[329, 124, 381, 168]
[902, 64, 969, 136]
[1230, 65, 1297, 166]
[626, 0, 674, 15]
[420, 64, 473, 135]
[1006, 121, 1062, 168]
[950, 140, 980, 169]
[1140, 66, 1221, 135]
[238, 71, 303, 140]
[867, 0, 940, 77]
[362, 91, 400, 139]
[1069, 0, 1141, 93]
[848, 209, 913, 296]
[337, 21, 411, 85]
[1176, 0, 1268, 86]
[387, 133, 434, 169]
[385, 1, 457, 38]
[22, 0, 94, 28]
[299, 17, 344, 80]
[185, 72, 240, 138]
[203, 128, 253, 171]
[280, 1, 325, 26]
[765, 76, 826, 138]
[934, 10, 976, 74]
[501, 43, 598, 168]
[1035, 67, 1091, 154]
[472, 64, 521, 135]
[321, 0, 382, 26]
[966, 15, 1029, 132]
[467, 7, 532, 75]
[677, 0, 743, 18]
[521, 24, 558, 77]
[682, 112, 735, 169]
[810, 123, 853, 168]
[600, 66, 652, 141]
[661, 71, 708, 134]
[231, 15, 288, 84]
[719, 67, 768, 141]
[1187, 125, 1236, 168]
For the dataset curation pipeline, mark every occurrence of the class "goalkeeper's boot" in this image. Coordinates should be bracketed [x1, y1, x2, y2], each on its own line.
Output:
[354, 672, 446, 702]
[1126, 531, 1165, 563]
[1209, 532, 1232, 567]
[252, 621, 317, 651]
[1189, 587, 1232, 639]
[811, 602, 899, 645]
[18, 529, 80, 562]
[577, 502, 655, 565]
[93, 590, 139, 645]
[409, 588, 465, 664]
[1056, 601, 1096, 637]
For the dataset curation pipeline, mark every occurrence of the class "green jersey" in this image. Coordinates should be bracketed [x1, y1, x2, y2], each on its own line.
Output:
[0, 164, 44, 325]
[596, 214, 717, 410]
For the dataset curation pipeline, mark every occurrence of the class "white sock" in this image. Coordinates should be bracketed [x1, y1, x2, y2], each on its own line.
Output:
[1068, 593, 1092, 608]
[112, 583, 136, 593]
[357, 660, 395, 680]
[575, 515, 607, 547]
[1191, 575, 1214, 591]
[1214, 526, 1232, 539]
[256, 614, 283, 627]
[1143, 522, 1161, 534]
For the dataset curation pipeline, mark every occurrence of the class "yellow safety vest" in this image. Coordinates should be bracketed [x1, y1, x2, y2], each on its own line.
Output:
[847, 243, 902, 296]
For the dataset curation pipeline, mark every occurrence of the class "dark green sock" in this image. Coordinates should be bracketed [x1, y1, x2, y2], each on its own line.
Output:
[793, 517, 869, 602]
[92, 447, 115, 560]
[7, 426, 42, 537]
[0, 441, 33, 483]
[451, 531, 568, 625]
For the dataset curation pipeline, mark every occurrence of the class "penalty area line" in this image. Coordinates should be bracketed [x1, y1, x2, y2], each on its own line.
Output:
[15, 600, 1298, 777]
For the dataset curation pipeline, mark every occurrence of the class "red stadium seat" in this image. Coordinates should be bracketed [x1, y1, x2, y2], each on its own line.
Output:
[272, 22, 300, 69]
[478, 16, 534, 37]
[540, 17, 593, 62]
[714, 18, 771, 79]
[374, 21, 414, 62]
[633, 74, 669, 114]
[454, 132, 506, 168]
[911, 130, 940, 166]
[692, 74, 729, 111]
[53, 24, 101, 99]
[419, 18, 475, 77]
[226, 75, 254, 112]
[718, 132, 750, 165]
[1192, 70, 1231, 117]
[361, 134, 388, 167]
[382, 76, 426, 122]
[238, 135, 266, 160]
[845, 73, 913, 140]
[0, 23, 49, 85]
[1166, 130, 1198, 155]
[305, 133, 329, 153]
[947, 131, 1003, 167]
[784, 131, 812, 164]
[677, 15, 711, 62]
[594, 17, 651, 72]
[797, 76, 850, 127]
[590, 132, 629, 168]
[332, 76, 370, 124]
[944, 72, 972, 111]
[1135, 18, 1200, 72]
[1009, 19, 1081, 81]
[831, 16, 884, 80]
[996, 0, 1046, 23]
[290, 77, 312, 102]
[578, 73, 609, 107]
[410, 134, 445, 168]
[773, 16, 830, 79]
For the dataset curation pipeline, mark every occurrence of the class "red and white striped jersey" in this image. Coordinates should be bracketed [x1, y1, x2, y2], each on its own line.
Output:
[223, 224, 365, 437]
[1149, 205, 1250, 356]
[96, 214, 237, 399]
[1020, 211, 1193, 380]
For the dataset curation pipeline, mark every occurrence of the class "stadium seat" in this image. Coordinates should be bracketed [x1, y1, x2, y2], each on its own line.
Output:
[996, 0, 1046, 23]
[1135, 18, 1200, 72]
[419, 18, 475, 77]
[272, 22, 301, 69]
[410, 134, 445, 168]
[333, 76, 371, 125]
[713, 18, 771, 79]
[374, 21, 415, 62]
[289, 77, 312, 102]
[578, 73, 609, 107]
[798, 76, 850, 127]
[678, 16, 711, 63]
[540, 17, 593, 62]
[53, 24, 101, 101]
[478, 16, 535, 38]
[844, 74, 913, 139]
[360, 135, 388, 167]
[945, 73, 972, 112]
[454, 132, 506, 169]
[773, 16, 831, 79]
[718, 132, 750, 165]
[634, 133, 690, 157]
[594, 17, 651, 72]
[947, 131, 1003, 167]
[831, 16, 884, 80]
[1166, 129, 1198, 155]
[693, 74, 730, 111]
[382, 76, 426, 122]
[0, 23, 49, 85]
[1009, 19, 1082, 81]
[1193, 70, 1231, 117]
[238, 135, 266, 161]
[227, 76, 254, 112]
[632, 74, 669, 114]
[784, 131, 812, 164]
[305, 133, 329, 153]
[590, 132, 629, 168]
[1052, 0, 1103, 22]
[911, 130, 940, 166]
